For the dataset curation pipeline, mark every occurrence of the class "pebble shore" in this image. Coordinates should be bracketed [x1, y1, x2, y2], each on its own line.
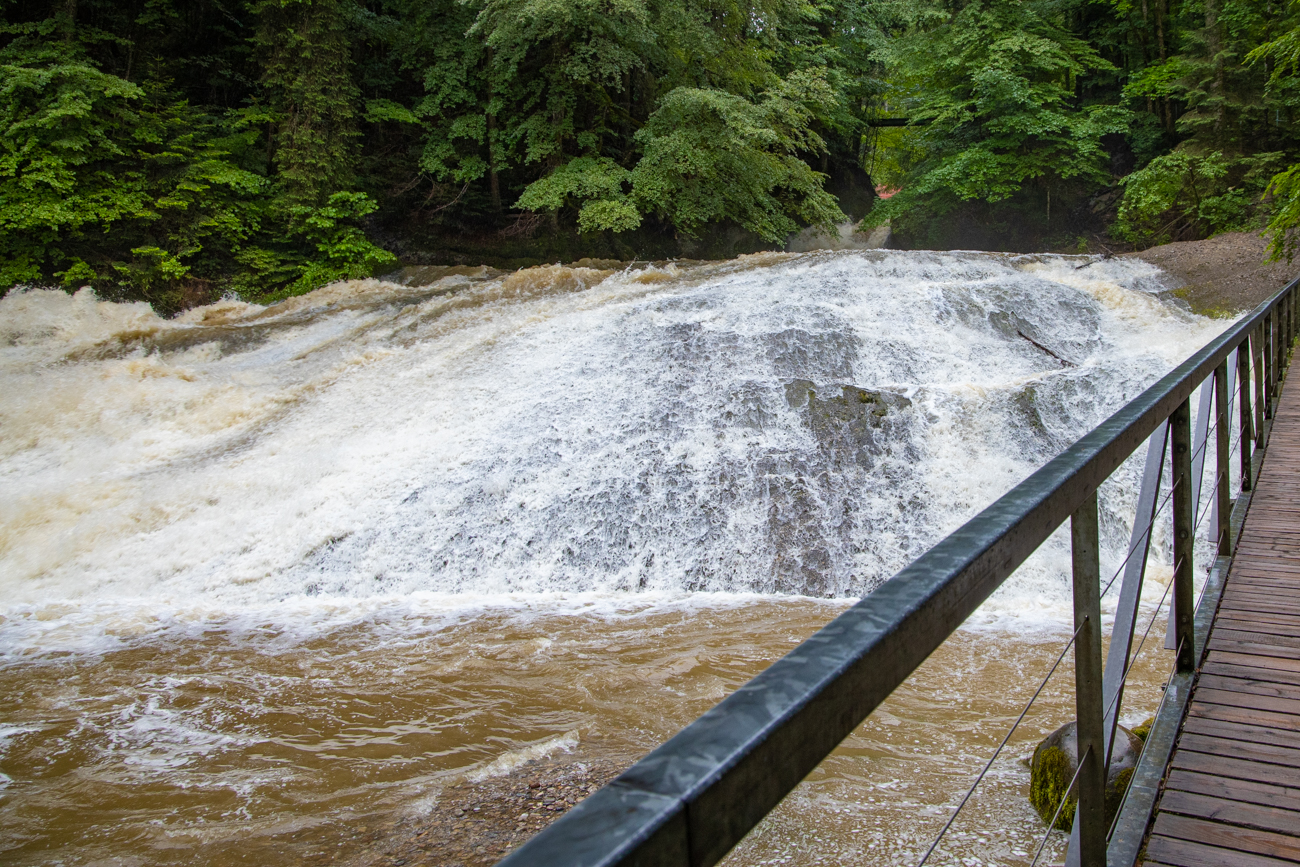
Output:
[362, 754, 632, 867]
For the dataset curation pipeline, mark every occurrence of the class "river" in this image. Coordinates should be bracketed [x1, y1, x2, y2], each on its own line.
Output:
[0, 250, 1229, 865]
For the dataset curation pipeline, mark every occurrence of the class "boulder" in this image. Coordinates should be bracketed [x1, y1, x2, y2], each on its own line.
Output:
[1029, 721, 1144, 831]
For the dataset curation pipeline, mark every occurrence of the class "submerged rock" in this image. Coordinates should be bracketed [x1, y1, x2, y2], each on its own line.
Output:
[1029, 721, 1143, 831]
[783, 380, 913, 468]
[760, 380, 916, 594]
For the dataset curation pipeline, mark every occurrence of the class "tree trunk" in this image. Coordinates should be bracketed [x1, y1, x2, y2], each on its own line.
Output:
[487, 112, 501, 212]
[1205, 0, 1226, 144]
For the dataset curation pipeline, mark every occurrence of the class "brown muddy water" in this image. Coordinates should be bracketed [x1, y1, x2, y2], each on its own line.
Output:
[0, 601, 1178, 866]
[0, 251, 1224, 865]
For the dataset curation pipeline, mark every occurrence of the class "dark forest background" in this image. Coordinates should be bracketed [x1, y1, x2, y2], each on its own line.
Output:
[5, 0, 1300, 313]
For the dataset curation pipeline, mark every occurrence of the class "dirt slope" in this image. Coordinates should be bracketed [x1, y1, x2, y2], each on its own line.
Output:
[1125, 231, 1299, 315]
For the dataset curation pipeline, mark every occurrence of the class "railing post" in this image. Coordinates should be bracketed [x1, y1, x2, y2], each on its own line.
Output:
[1254, 326, 1267, 443]
[1285, 291, 1291, 352]
[1265, 313, 1276, 419]
[1286, 290, 1293, 353]
[1171, 398, 1196, 672]
[1287, 289, 1294, 351]
[1288, 288, 1294, 346]
[1215, 361, 1232, 556]
[1274, 308, 1283, 405]
[1237, 341, 1253, 491]
[1072, 491, 1105, 867]
[1284, 292, 1294, 368]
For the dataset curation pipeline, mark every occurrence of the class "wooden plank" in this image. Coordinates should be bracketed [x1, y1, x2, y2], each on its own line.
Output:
[1164, 768, 1300, 812]
[1171, 749, 1300, 788]
[1212, 622, 1300, 644]
[1198, 672, 1300, 702]
[1219, 577, 1300, 591]
[1151, 809, 1300, 858]
[1177, 732, 1300, 769]
[1219, 591, 1300, 606]
[1232, 566, 1300, 576]
[1225, 573, 1300, 584]
[1209, 651, 1300, 674]
[1229, 577, 1300, 591]
[1182, 714, 1300, 751]
[1212, 628, 1300, 649]
[1222, 588, 1300, 605]
[1144, 370, 1300, 865]
[1214, 613, 1300, 634]
[1187, 701, 1300, 735]
[1144, 836, 1297, 867]
[1226, 579, 1300, 595]
[1219, 591, 1300, 611]
[1195, 688, 1300, 716]
[1202, 659, 1300, 687]
[1217, 600, 1300, 620]
[1207, 637, 1300, 661]
[1158, 790, 1300, 837]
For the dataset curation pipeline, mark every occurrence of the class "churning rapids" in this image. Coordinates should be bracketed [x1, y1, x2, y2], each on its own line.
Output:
[0, 251, 1229, 866]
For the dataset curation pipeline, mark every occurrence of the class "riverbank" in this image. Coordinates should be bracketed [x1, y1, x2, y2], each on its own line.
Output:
[358, 752, 630, 867]
[1126, 230, 1298, 316]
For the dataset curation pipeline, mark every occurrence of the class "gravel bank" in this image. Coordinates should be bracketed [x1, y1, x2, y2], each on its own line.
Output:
[350, 753, 634, 867]
[1125, 230, 1299, 315]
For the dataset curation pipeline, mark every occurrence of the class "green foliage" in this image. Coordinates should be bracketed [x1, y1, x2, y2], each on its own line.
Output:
[1263, 162, 1300, 261]
[0, 56, 145, 287]
[1114, 150, 1229, 243]
[256, 0, 360, 208]
[250, 192, 397, 303]
[13, 0, 1300, 305]
[868, 0, 1131, 243]
[515, 156, 638, 232]
[1114, 150, 1282, 246]
[1248, 15, 1300, 261]
[0, 0, 396, 313]
[630, 74, 847, 241]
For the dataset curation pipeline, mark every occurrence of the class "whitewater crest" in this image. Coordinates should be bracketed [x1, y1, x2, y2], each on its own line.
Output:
[1, 251, 1220, 624]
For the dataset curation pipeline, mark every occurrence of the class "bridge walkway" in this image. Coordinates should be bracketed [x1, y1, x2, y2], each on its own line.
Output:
[1144, 362, 1300, 866]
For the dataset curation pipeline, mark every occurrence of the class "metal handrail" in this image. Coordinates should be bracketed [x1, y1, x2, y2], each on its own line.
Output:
[497, 273, 1298, 867]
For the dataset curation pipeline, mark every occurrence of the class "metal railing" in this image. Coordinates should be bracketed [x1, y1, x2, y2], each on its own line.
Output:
[497, 273, 1299, 867]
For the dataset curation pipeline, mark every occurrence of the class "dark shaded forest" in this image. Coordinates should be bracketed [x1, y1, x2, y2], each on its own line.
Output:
[4, 0, 1300, 313]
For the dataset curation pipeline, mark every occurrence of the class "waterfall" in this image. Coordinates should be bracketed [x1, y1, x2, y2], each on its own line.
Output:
[0, 250, 1228, 867]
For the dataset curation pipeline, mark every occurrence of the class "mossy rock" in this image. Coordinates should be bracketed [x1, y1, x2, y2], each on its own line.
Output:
[1029, 721, 1144, 831]
[1031, 744, 1077, 830]
[1131, 717, 1155, 742]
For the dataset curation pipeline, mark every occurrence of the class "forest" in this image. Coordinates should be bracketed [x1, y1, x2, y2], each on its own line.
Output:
[4, 0, 1300, 313]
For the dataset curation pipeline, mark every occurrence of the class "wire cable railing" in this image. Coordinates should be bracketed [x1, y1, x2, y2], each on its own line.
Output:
[913, 382, 1249, 866]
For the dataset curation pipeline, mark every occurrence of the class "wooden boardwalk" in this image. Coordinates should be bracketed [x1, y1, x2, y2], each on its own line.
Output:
[1144, 370, 1300, 865]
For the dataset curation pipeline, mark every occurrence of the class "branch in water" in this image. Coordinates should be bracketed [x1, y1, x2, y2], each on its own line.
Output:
[1018, 330, 1076, 367]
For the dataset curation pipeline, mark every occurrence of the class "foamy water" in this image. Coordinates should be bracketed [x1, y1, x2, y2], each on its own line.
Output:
[0, 251, 1230, 865]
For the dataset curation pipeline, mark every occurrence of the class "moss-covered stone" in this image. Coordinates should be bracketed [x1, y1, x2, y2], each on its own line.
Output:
[1029, 721, 1144, 831]
[1031, 744, 1077, 830]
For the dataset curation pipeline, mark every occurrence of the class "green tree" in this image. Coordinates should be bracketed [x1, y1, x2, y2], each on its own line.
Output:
[868, 0, 1131, 248]
[1245, 7, 1300, 260]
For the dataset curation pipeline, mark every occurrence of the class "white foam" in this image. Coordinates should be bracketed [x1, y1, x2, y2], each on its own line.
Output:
[0, 252, 1231, 650]
[468, 731, 581, 782]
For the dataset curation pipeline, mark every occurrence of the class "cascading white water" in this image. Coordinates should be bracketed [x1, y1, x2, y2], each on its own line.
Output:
[0, 250, 1230, 866]
[1, 251, 1218, 611]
